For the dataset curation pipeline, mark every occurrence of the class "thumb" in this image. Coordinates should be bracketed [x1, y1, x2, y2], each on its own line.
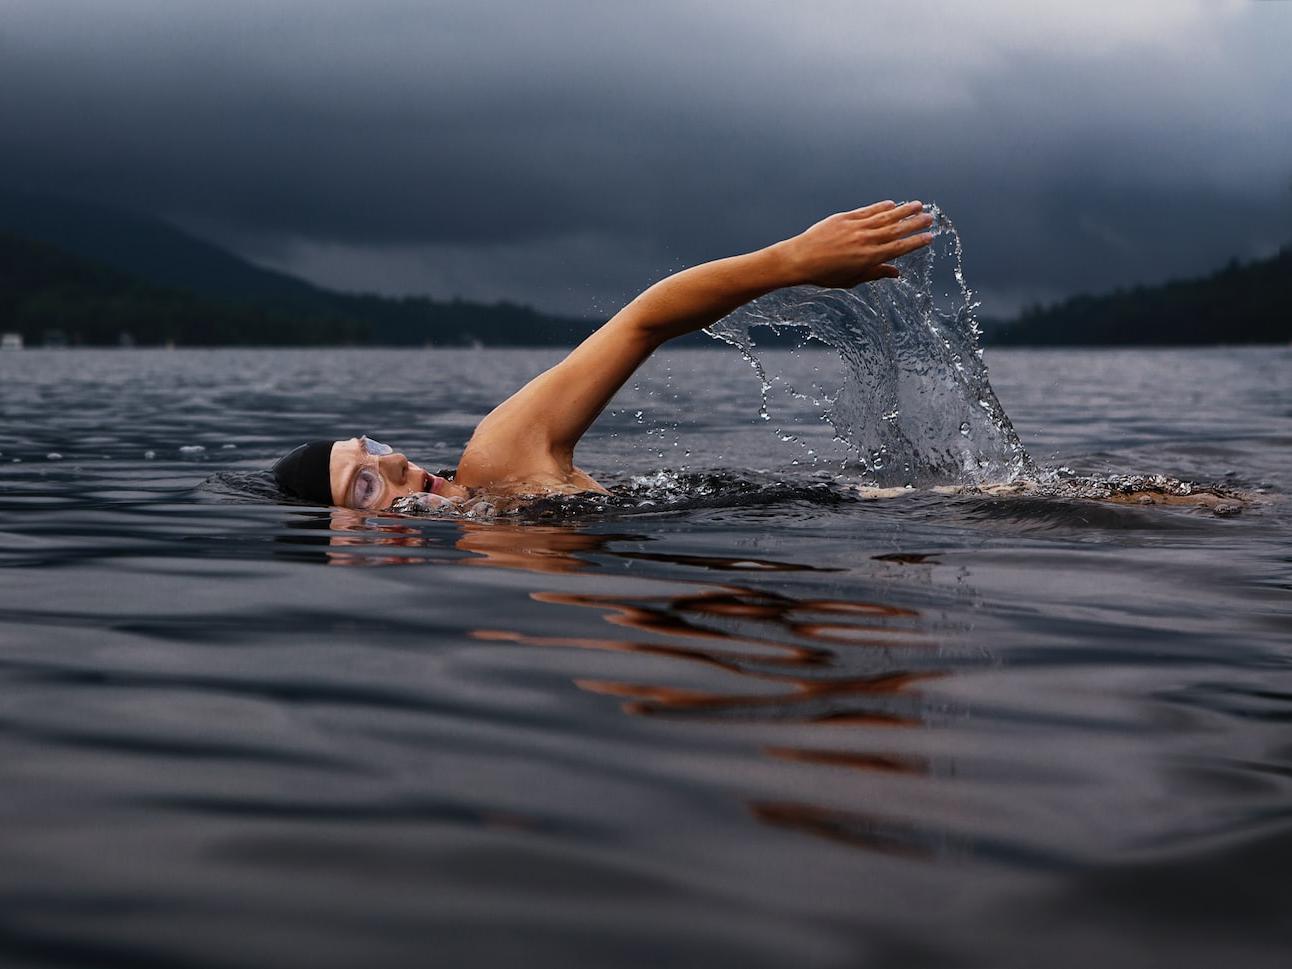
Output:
[858, 264, 901, 284]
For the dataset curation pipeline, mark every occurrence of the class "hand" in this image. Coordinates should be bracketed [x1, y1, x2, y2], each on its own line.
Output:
[775, 200, 935, 288]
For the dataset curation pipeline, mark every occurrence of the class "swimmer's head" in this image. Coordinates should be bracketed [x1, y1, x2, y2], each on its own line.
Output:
[272, 435, 452, 509]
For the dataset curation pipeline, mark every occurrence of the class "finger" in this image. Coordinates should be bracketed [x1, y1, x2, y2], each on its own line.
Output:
[878, 232, 934, 260]
[847, 200, 896, 218]
[849, 264, 900, 287]
[863, 200, 925, 225]
[860, 264, 901, 282]
[874, 211, 935, 241]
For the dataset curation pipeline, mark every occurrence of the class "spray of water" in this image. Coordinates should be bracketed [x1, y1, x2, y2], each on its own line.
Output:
[705, 205, 1032, 488]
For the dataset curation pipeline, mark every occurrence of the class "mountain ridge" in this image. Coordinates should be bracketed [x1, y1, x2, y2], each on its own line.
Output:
[0, 191, 599, 346]
[0, 191, 328, 306]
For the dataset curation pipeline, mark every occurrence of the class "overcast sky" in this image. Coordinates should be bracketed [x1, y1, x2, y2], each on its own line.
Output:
[3, 0, 1290, 316]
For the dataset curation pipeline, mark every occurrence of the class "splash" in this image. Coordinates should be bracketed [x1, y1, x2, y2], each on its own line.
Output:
[705, 205, 1032, 488]
[388, 469, 850, 522]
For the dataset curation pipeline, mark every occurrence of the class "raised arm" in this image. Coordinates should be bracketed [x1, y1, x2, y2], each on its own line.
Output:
[604, 199, 933, 345]
[457, 200, 933, 482]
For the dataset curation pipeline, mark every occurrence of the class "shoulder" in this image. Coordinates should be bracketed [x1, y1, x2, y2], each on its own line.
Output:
[454, 421, 606, 494]
[454, 416, 553, 489]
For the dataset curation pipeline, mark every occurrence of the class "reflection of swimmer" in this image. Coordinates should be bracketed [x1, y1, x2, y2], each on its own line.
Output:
[319, 508, 649, 571]
[270, 201, 936, 509]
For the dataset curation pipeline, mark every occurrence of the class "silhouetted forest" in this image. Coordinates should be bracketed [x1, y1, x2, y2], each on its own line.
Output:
[0, 234, 597, 347]
[988, 244, 1291, 345]
[3, 191, 1288, 348]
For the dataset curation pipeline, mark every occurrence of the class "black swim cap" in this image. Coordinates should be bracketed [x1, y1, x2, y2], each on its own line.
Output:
[272, 440, 335, 505]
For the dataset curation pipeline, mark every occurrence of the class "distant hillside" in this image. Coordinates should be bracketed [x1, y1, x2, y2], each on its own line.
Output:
[0, 191, 328, 306]
[0, 191, 598, 346]
[0, 234, 372, 346]
[989, 245, 1291, 345]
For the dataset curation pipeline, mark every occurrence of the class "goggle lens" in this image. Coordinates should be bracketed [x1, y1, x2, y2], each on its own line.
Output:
[352, 466, 384, 509]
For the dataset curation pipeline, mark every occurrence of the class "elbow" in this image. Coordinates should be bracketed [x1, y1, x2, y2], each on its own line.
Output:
[605, 303, 674, 350]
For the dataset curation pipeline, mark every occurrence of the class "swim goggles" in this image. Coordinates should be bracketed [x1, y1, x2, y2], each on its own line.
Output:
[350, 435, 396, 508]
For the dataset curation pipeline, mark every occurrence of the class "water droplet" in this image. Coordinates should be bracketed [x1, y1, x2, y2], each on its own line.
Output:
[959, 422, 971, 437]
[46, 452, 63, 460]
[144, 450, 156, 460]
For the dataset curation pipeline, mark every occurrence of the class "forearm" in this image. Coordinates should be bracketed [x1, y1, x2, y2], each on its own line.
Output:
[615, 244, 800, 345]
[615, 200, 932, 346]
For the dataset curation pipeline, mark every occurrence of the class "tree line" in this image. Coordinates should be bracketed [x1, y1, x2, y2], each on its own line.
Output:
[0, 233, 597, 347]
[989, 244, 1291, 345]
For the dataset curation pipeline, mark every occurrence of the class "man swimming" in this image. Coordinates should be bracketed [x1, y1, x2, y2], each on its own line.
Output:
[273, 200, 936, 509]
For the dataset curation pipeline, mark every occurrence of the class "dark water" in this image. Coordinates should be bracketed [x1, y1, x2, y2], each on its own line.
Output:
[1, 345, 1289, 969]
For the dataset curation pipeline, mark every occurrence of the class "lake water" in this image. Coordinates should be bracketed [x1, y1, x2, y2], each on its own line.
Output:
[1, 345, 1289, 968]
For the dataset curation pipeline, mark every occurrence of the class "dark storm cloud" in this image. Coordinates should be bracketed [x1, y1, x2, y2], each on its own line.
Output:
[2, 1, 1290, 315]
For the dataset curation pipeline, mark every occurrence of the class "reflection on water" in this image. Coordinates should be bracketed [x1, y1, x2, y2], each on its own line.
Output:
[750, 801, 944, 861]
[469, 531, 952, 857]
[317, 515, 954, 855]
[481, 587, 934, 721]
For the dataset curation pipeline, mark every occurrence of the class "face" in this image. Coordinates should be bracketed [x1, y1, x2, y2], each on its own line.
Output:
[328, 436, 452, 510]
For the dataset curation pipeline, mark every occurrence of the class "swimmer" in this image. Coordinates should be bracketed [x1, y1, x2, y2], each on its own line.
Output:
[273, 200, 936, 509]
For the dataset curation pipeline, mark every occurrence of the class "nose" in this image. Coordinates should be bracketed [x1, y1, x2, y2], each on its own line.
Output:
[378, 452, 410, 484]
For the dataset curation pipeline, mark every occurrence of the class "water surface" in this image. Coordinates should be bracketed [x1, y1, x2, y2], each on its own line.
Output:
[0, 345, 1289, 968]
